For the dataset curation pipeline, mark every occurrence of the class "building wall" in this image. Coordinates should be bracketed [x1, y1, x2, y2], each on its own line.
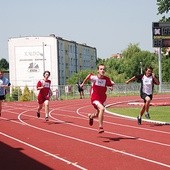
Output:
[77, 44, 97, 71]
[8, 35, 97, 90]
[8, 36, 58, 90]
[57, 38, 97, 85]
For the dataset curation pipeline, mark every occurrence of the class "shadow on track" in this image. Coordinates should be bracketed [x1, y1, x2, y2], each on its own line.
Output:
[99, 136, 139, 143]
[0, 142, 52, 170]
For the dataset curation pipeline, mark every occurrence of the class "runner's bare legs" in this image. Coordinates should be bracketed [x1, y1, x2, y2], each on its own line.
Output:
[37, 104, 43, 114]
[96, 103, 105, 128]
[44, 100, 49, 118]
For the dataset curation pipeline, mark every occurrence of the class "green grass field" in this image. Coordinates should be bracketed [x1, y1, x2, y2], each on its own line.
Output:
[107, 106, 170, 122]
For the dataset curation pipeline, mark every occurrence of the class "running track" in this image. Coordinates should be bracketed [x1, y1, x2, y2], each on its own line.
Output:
[0, 94, 170, 170]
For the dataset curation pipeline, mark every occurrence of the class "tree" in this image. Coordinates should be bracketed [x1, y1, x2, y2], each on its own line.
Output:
[157, 0, 170, 21]
[0, 58, 9, 70]
[162, 56, 170, 81]
[11, 86, 22, 101]
[19, 85, 32, 101]
[122, 43, 141, 59]
[104, 44, 160, 82]
[67, 69, 92, 85]
[67, 43, 169, 84]
[96, 57, 105, 65]
[156, 0, 170, 81]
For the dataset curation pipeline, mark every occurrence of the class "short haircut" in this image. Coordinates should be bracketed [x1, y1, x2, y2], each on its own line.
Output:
[43, 71, 50, 77]
[97, 63, 105, 69]
[145, 66, 153, 72]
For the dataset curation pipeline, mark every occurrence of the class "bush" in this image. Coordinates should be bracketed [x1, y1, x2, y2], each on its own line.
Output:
[19, 86, 33, 101]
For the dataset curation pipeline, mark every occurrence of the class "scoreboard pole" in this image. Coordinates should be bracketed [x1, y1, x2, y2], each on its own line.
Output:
[158, 47, 162, 93]
[152, 22, 170, 93]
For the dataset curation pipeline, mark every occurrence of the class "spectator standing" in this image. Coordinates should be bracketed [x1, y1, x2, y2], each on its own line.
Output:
[77, 79, 84, 99]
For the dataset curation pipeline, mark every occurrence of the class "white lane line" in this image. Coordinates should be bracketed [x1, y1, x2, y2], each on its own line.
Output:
[76, 103, 170, 135]
[0, 132, 87, 170]
[50, 109, 170, 147]
[50, 111, 170, 147]
[0, 117, 26, 125]
[105, 99, 170, 125]
[18, 110, 170, 168]
[2, 106, 169, 147]
[104, 118, 170, 135]
[105, 108, 170, 125]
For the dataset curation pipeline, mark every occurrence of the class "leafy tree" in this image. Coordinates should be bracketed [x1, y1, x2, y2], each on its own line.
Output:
[67, 43, 169, 84]
[122, 43, 141, 59]
[157, 0, 170, 21]
[96, 57, 105, 65]
[156, 0, 170, 81]
[162, 56, 170, 81]
[30, 90, 36, 101]
[11, 86, 22, 101]
[19, 85, 32, 101]
[107, 44, 159, 81]
[0, 58, 9, 70]
[67, 69, 92, 85]
[5, 93, 13, 101]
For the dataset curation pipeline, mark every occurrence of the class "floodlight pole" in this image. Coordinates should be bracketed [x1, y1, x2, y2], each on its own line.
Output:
[42, 42, 45, 72]
[140, 62, 143, 74]
[158, 47, 162, 93]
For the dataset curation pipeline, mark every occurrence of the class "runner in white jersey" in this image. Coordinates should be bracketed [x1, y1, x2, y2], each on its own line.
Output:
[126, 66, 160, 125]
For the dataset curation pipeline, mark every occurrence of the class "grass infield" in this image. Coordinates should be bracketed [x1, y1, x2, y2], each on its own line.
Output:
[107, 106, 170, 123]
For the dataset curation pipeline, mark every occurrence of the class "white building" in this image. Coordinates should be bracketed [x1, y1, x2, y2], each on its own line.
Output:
[8, 35, 97, 90]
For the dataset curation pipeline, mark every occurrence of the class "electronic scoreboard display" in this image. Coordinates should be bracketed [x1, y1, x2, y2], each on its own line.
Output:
[152, 22, 170, 47]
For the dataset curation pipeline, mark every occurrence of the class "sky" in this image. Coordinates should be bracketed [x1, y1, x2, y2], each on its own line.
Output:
[0, 0, 161, 61]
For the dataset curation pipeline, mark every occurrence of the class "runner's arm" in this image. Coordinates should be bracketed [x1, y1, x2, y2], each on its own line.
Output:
[125, 76, 136, 84]
[80, 74, 92, 87]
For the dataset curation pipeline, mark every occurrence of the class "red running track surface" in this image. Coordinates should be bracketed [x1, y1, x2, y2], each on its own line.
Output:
[0, 94, 170, 170]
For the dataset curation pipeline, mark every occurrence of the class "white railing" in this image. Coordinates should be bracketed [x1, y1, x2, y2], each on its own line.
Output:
[7, 82, 170, 101]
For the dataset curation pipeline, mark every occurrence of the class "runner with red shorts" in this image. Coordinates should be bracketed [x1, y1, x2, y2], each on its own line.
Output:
[36, 71, 52, 121]
[81, 64, 115, 133]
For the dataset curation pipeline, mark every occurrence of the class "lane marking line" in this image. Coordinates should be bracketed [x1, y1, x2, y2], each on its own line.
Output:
[17, 111, 170, 168]
[0, 132, 87, 170]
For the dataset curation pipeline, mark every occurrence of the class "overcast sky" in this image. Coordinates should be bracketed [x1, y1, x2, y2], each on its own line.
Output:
[0, 0, 161, 61]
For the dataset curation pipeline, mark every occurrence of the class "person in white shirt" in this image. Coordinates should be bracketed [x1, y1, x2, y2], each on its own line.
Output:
[126, 66, 160, 125]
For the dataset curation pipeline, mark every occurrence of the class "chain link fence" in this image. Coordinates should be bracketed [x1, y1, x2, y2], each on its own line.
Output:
[6, 82, 170, 102]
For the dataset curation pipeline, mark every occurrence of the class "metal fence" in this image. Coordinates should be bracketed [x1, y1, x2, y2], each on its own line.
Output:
[7, 82, 170, 101]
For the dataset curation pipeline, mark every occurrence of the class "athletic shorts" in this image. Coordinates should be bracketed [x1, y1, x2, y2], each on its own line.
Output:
[38, 96, 50, 104]
[92, 100, 105, 110]
[140, 93, 153, 103]
[0, 95, 5, 101]
[78, 88, 84, 92]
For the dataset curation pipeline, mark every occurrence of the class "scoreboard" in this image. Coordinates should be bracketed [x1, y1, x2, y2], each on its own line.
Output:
[152, 22, 170, 47]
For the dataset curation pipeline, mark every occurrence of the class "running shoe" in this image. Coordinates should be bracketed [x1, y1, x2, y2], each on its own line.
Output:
[88, 114, 93, 126]
[45, 117, 49, 121]
[37, 112, 40, 118]
[137, 116, 141, 125]
[145, 113, 150, 119]
[98, 127, 104, 133]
